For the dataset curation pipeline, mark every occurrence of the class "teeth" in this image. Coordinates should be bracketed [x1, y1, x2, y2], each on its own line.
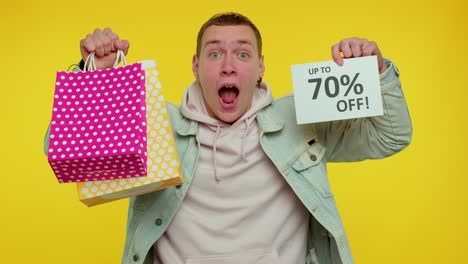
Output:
[224, 85, 234, 89]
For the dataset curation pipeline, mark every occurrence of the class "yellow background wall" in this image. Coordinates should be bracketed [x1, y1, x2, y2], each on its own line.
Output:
[2, 0, 466, 263]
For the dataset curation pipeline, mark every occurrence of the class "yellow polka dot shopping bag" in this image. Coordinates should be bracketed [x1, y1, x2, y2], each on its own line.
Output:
[76, 59, 183, 207]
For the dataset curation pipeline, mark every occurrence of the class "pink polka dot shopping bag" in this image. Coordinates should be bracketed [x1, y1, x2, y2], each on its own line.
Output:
[48, 51, 148, 183]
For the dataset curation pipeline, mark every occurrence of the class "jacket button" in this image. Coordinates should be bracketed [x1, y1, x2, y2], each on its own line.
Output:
[133, 254, 139, 262]
[155, 218, 163, 226]
[309, 154, 317, 161]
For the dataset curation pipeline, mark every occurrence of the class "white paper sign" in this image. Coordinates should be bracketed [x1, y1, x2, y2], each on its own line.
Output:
[291, 56, 383, 124]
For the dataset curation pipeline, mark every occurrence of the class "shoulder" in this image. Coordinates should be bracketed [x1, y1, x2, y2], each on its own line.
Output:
[271, 94, 294, 110]
[166, 101, 180, 113]
[165, 102, 183, 126]
[272, 93, 294, 107]
[268, 94, 318, 137]
[270, 94, 296, 121]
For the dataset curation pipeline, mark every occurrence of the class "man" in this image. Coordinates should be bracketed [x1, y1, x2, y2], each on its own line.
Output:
[74, 12, 411, 264]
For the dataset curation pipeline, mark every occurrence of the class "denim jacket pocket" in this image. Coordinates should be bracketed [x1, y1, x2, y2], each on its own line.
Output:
[290, 140, 333, 198]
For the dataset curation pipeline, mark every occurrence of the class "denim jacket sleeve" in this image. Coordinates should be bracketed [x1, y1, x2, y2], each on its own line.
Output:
[314, 59, 412, 162]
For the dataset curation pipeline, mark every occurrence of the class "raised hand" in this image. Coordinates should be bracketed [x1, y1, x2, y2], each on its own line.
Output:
[79, 28, 130, 70]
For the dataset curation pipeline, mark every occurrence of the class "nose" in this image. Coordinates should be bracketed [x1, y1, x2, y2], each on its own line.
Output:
[221, 55, 236, 76]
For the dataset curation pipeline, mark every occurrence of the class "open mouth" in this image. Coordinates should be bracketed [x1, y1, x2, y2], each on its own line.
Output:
[218, 85, 239, 107]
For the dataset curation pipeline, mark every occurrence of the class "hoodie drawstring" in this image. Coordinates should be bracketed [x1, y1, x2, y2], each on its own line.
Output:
[213, 123, 221, 181]
[240, 119, 251, 162]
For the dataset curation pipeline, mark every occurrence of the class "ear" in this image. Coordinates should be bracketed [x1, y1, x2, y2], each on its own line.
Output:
[192, 54, 199, 80]
[258, 55, 265, 79]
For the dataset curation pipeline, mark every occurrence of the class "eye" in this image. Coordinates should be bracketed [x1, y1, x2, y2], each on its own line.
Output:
[239, 52, 250, 59]
[209, 52, 221, 58]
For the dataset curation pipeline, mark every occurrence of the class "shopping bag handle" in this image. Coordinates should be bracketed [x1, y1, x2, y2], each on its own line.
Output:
[83, 50, 127, 71]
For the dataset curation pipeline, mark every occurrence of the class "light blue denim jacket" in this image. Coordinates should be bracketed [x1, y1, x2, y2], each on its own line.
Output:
[43, 60, 411, 264]
[119, 61, 412, 264]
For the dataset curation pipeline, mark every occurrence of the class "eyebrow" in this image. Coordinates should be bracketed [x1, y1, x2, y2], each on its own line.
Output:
[204, 39, 253, 48]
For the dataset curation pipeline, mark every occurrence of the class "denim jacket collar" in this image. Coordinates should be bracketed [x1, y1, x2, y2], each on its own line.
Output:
[176, 117, 198, 136]
[256, 106, 284, 133]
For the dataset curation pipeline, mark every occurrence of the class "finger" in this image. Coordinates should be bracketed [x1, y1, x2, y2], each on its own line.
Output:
[93, 36, 106, 58]
[80, 34, 97, 60]
[115, 40, 130, 55]
[331, 43, 343, 66]
[103, 28, 119, 52]
[93, 28, 114, 56]
[361, 41, 386, 73]
[340, 40, 353, 58]
[350, 38, 363, 58]
[95, 30, 113, 56]
[88, 29, 105, 57]
[362, 41, 378, 56]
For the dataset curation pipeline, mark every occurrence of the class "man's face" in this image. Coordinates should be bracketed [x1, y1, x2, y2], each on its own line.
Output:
[192, 25, 265, 124]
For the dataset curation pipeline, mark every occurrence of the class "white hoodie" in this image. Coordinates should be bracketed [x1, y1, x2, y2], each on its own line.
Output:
[154, 82, 310, 264]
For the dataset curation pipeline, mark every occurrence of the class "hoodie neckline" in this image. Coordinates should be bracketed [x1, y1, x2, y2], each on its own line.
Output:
[179, 81, 275, 181]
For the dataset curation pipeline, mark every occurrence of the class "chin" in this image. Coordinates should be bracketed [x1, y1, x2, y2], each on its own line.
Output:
[217, 112, 241, 124]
